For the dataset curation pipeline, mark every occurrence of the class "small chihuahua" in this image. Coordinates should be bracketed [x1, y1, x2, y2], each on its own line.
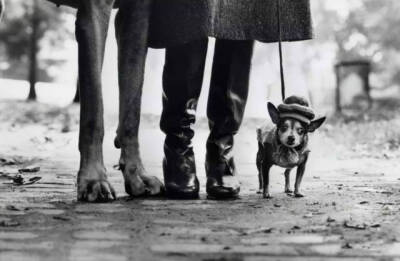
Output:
[256, 96, 326, 199]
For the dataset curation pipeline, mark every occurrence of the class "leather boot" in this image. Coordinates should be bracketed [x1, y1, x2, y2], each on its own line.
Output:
[162, 99, 199, 199]
[206, 39, 254, 199]
[161, 39, 208, 199]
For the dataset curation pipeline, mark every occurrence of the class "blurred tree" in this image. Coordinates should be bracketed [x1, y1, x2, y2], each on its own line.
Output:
[0, 0, 73, 101]
[313, 0, 400, 88]
[73, 79, 79, 103]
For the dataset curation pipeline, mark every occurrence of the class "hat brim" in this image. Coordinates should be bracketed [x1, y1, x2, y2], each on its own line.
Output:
[278, 103, 315, 119]
[279, 113, 311, 125]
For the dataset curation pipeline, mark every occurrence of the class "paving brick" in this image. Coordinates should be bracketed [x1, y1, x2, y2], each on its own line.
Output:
[33, 209, 65, 215]
[151, 244, 299, 255]
[73, 231, 130, 240]
[0, 231, 38, 240]
[75, 204, 125, 214]
[0, 251, 41, 261]
[246, 257, 378, 261]
[69, 248, 128, 261]
[0, 240, 53, 250]
[241, 234, 342, 245]
[71, 240, 129, 249]
[309, 244, 342, 256]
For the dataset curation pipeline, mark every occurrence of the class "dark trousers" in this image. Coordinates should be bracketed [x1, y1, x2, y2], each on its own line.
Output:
[160, 38, 254, 154]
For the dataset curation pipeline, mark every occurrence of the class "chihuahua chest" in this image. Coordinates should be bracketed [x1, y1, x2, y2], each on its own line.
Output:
[257, 125, 310, 169]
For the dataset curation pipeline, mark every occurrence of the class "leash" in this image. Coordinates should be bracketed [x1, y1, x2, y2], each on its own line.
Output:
[277, 0, 286, 101]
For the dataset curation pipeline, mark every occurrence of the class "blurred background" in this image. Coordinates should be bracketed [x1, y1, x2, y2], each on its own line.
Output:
[2, 0, 400, 118]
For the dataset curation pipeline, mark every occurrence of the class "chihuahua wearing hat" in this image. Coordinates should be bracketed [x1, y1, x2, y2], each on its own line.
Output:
[256, 96, 326, 199]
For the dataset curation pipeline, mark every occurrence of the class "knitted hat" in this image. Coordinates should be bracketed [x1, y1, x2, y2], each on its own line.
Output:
[278, 96, 315, 125]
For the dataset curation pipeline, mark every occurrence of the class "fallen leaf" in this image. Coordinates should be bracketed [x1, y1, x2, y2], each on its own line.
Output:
[18, 166, 40, 173]
[5, 205, 20, 211]
[25, 177, 42, 185]
[11, 175, 41, 186]
[344, 221, 367, 230]
[342, 242, 353, 249]
[0, 220, 20, 227]
[242, 227, 273, 235]
[327, 217, 336, 223]
[53, 215, 70, 221]
[12, 175, 24, 185]
[303, 213, 313, 218]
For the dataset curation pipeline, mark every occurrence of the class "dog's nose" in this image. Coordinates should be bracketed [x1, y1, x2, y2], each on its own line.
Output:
[287, 136, 295, 143]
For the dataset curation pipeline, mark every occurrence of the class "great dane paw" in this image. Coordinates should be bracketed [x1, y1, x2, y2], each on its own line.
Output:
[124, 174, 164, 197]
[124, 174, 146, 196]
[78, 179, 116, 202]
[120, 158, 164, 197]
[141, 175, 165, 196]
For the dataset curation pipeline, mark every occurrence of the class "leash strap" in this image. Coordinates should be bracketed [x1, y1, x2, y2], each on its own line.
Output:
[277, 0, 286, 101]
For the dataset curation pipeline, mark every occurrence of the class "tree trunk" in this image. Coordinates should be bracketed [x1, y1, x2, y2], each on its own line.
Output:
[0, 0, 4, 22]
[27, 0, 39, 101]
[73, 79, 80, 103]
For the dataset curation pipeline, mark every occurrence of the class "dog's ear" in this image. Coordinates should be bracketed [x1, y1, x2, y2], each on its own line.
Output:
[267, 102, 280, 124]
[308, 117, 326, 133]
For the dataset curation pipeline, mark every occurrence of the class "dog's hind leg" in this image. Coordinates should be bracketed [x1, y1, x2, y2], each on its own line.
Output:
[75, 0, 116, 202]
[256, 142, 263, 194]
[114, 0, 164, 197]
[284, 169, 293, 194]
[294, 154, 309, 198]
[262, 163, 272, 199]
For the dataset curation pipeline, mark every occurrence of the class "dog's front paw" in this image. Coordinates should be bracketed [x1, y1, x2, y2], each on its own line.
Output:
[285, 188, 293, 194]
[294, 192, 305, 198]
[263, 193, 273, 199]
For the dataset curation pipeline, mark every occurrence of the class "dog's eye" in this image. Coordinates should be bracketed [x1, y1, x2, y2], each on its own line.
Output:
[297, 128, 305, 135]
[280, 126, 288, 132]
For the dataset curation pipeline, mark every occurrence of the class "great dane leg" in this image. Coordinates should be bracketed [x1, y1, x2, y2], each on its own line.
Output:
[115, 0, 164, 197]
[75, 0, 116, 202]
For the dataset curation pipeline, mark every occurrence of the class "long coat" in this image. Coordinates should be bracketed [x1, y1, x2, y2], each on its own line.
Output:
[46, 0, 312, 48]
[148, 0, 313, 48]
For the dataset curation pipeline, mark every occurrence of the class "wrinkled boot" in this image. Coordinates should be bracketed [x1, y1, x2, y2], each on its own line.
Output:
[206, 136, 240, 199]
[205, 39, 254, 200]
[163, 130, 199, 199]
[161, 39, 208, 199]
